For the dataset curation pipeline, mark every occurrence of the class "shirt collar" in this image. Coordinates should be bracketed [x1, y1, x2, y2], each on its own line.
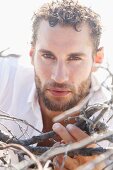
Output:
[89, 73, 109, 105]
[91, 73, 101, 92]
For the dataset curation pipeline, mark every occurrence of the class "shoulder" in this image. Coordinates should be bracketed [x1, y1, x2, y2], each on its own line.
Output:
[16, 61, 34, 82]
[0, 57, 34, 111]
[90, 73, 111, 105]
[0, 56, 34, 84]
[0, 57, 18, 73]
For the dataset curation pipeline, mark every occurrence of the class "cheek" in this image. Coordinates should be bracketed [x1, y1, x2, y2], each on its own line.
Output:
[69, 61, 93, 83]
[34, 59, 52, 84]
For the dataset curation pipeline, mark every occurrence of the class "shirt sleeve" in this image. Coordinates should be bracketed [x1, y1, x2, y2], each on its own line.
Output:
[0, 57, 18, 109]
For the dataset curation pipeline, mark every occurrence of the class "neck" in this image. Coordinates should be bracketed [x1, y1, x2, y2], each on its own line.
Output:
[39, 98, 79, 133]
[39, 98, 61, 132]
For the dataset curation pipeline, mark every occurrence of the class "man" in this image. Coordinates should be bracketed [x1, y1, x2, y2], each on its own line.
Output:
[0, 0, 109, 169]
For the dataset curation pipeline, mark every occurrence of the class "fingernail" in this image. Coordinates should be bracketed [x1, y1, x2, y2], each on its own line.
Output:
[66, 124, 75, 130]
[52, 123, 61, 130]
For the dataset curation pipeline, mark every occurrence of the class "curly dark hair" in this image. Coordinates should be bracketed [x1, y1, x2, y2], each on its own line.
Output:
[31, 0, 102, 52]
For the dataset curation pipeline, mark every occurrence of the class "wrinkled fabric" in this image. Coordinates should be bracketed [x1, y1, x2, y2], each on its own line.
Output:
[0, 57, 112, 168]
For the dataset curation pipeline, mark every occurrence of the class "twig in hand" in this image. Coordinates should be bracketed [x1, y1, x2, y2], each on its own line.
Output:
[39, 130, 113, 162]
[76, 150, 113, 170]
[74, 103, 109, 134]
[0, 130, 55, 146]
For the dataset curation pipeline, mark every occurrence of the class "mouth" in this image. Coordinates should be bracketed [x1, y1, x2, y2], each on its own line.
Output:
[47, 88, 71, 97]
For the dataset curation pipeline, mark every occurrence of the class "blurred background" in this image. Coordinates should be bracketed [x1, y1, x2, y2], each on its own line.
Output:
[0, 0, 113, 69]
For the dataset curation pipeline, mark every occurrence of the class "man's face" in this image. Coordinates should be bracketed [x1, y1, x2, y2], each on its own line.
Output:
[32, 21, 95, 112]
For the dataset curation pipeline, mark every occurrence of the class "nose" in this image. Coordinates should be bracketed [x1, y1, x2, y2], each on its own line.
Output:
[51, 61, 68, 83]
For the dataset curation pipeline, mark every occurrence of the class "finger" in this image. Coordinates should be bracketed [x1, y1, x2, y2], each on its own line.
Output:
[52, 123, 75, 143]
[53, 155, 68, 170]
[54, 166, 68, 170]
[66, 124, 97, 148]
[54, 155, 79, 170]
[77, 155, 97, 164]
[66, 124, 88, 141]
[54, 167, 68, 170]
[63, 156, 79, 170]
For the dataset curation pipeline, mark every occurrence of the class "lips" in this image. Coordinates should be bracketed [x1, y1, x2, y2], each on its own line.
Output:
[47, 88, 71, 97]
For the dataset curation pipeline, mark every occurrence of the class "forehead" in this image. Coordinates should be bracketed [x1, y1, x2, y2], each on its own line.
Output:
[36, 20, 93, 50]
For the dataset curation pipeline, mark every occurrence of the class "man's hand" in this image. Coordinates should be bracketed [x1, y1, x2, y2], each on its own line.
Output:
[52, 123, 104, 170]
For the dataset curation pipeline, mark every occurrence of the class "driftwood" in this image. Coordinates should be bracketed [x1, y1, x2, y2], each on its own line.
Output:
[0, 49, 113, 169]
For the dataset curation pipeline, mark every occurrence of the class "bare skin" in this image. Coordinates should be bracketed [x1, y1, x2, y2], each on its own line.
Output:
[31, 21, 95, 119]
[30, 20, 104, 169]
[52, 123, 104, 170]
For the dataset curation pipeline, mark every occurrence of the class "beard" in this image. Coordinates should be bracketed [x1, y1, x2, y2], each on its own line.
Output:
[35, 74, 91, 112]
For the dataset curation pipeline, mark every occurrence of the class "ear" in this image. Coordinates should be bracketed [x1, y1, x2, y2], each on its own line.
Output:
[92, 47, 104, 72]
[29, 47, 34, 65]
[94, 47, 104, 64]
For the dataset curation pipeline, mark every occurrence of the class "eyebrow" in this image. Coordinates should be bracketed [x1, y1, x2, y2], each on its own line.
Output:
[67, 52, 85, 57]
[38, 49, 55, 56]
[38, 49, 85, 57]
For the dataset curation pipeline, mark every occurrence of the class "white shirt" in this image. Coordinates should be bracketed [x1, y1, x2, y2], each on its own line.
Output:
[0, 57, 111, 140]
[0, 57, 112, 167]
[0, 57, 43, 139]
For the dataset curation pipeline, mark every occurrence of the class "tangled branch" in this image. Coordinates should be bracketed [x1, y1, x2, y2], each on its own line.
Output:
[0, 53, 113, 169]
